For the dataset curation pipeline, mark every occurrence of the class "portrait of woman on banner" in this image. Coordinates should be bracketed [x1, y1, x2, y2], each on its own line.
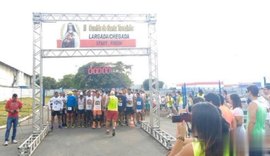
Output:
[61, 23, 80, 48]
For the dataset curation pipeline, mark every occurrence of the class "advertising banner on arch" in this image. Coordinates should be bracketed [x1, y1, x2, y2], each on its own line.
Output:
[42, 22, 148, 49]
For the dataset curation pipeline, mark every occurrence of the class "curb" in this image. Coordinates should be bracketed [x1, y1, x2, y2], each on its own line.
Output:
[0, 114, 32, 130]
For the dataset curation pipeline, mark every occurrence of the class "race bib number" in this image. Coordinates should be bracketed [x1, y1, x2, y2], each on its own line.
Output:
[67, 107, 72, 111]
[78, 105, 84, 110]
[118, 103, 122, 107]
[137, 101, 142, 106]
[86, 104, 92, 110]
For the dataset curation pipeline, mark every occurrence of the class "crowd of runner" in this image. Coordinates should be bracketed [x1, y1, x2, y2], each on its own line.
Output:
[49, 88, 150, 136]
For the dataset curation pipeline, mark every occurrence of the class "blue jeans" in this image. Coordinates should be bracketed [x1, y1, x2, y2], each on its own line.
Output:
[5, 117, 18, 141]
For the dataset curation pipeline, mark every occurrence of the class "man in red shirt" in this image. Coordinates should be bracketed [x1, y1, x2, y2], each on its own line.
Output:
[4, 93, 23, 146]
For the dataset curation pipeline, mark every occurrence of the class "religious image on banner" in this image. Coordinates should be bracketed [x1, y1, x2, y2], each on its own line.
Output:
[60, 23, 80, 48]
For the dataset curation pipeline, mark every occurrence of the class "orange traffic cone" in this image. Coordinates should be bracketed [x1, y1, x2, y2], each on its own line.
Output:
[129, 116, 135, 128]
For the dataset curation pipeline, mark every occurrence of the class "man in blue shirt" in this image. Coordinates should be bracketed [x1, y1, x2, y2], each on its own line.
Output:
[66, 91, 77, 128]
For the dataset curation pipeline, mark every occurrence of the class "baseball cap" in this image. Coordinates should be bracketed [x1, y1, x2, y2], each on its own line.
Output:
[110, 91, 115, 95]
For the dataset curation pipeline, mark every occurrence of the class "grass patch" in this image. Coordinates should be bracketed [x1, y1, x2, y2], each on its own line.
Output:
[0, 97, 51, 126]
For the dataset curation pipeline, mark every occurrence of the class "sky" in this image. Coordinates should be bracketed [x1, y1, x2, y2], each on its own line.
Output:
[1, 0, 270, 86]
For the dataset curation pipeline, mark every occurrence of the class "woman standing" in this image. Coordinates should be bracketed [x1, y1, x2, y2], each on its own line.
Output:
[229, 94, 247, 156]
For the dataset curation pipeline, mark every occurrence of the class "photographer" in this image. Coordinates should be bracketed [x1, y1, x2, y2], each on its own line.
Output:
[3, 93, 23, 146]
[168, 102, 229, 156]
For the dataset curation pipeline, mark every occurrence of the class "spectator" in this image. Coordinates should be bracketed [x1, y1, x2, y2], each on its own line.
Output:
[168, 102, 229, 156]
[229, 94, 247, 156]
[4, 93, 23, 146]
[247, 85, 267, 156]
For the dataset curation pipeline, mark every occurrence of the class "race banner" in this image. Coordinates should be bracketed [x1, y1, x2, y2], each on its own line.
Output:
[42, 22, 148, 49]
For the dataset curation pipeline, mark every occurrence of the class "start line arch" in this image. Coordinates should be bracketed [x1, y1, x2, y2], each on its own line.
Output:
[18, 13, 175, 155]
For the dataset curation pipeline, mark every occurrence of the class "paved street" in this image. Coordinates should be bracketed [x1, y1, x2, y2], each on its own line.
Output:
[1, 112, 270, 156]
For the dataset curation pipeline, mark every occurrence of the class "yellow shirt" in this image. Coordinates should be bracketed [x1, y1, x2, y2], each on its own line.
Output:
[107, 95, 118, 111]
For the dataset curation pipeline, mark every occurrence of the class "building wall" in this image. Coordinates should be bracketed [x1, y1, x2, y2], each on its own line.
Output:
[0, 86, 32, 101]
[0, 63, 16, 87]
[0, 62, 31, 87]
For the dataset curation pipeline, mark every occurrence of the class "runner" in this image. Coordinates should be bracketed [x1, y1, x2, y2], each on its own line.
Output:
[106, 91, 118, 136]
[117, 90, 127, 126]
[144, 94, 150, 116]
[135, 92, 144, 126]
[66, 91, 77, 128]
[77, 93, 85, 127]
[85, 90, 93, 128]
[125, 89, 135, 126]
[49, 91, 63, 130]
[59, 92, 67, 128]
[93, 91, 102, 129]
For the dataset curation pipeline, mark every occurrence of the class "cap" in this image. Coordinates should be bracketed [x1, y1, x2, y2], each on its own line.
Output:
[67, 91, 73, 95]
[110, 91, 115, 95]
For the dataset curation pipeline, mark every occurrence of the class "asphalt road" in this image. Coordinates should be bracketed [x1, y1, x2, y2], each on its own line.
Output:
[1, 111, 270, 156]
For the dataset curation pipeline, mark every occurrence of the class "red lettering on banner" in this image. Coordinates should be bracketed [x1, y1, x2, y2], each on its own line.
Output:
[88, 67, 113, 75]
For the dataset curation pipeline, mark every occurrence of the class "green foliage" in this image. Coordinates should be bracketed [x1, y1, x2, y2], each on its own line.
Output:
[74, 61, 132, 89]
[44, 77, 58, 89]
[37, 76, 58, 89]
[143, 79, 164, 91]
[57, 74, 76, 89]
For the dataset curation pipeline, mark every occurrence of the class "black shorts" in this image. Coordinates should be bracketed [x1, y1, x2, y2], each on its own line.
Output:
[62, 108, 67, 114]
[67, 106, 75, 113]
[125, 107, 134, 115]
[51, 111, 61, 117]
[118, 107, 125, 113]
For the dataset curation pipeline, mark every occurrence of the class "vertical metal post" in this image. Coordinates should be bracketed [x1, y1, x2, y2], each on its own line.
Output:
[148, 14, 159, 128]
[32, 13, 43, 133]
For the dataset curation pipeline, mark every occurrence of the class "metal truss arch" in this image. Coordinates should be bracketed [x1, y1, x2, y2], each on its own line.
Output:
[19, 13, 174, 156]
[42, 48, 150, 58]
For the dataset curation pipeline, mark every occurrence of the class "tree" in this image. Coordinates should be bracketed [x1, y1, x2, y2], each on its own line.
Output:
[143, 79, 164, 91]
[37, 76, 57, 89]
[74, 62, 132, 89]
[57, 74, 76, 89]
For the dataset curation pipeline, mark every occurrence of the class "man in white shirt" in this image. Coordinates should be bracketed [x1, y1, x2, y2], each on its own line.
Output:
[50, 91, 64, 130]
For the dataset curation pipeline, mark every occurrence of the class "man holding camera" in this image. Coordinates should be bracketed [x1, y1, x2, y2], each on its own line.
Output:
[4, 93, 23, 146]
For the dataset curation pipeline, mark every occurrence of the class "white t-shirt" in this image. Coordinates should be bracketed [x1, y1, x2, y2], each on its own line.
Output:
[60, 96, 67, 108]
[78, 97, 85, 110]
[50, 97, 63, 111]
[93, 96, 102, 111]
[126, 94, 133, 107]
[85, 96, 93, 110]
[232, 107, 244, 117]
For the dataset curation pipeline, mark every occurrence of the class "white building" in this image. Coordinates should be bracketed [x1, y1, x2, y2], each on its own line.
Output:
[0, 61, 32, 87]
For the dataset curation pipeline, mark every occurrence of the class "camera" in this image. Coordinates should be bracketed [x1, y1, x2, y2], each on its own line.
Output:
[172, 113, 191, 123]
